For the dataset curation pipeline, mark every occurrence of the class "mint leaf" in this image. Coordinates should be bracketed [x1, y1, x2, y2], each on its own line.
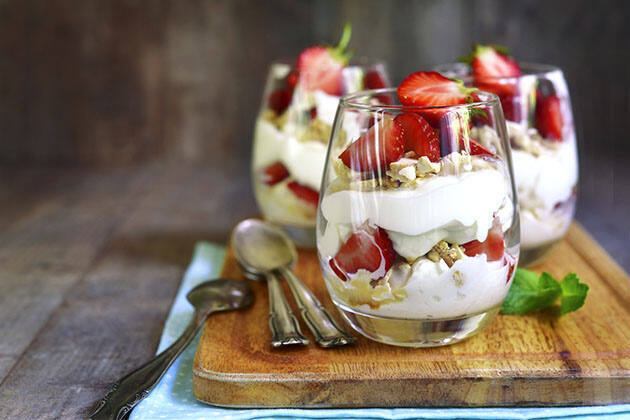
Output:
[501, 269, 561, 314]
[560, 273, 589, 314]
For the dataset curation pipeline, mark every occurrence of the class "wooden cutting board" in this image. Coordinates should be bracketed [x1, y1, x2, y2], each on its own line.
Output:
[192, 223, 630, 408]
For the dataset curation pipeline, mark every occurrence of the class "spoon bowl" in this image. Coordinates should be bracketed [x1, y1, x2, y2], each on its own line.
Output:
[232, 218, 354, 347]
[232, 219, 297, 275]
[186, 278, 254, 313]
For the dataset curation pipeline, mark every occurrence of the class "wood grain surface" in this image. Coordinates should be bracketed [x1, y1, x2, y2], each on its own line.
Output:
[193, 223, 630, 408]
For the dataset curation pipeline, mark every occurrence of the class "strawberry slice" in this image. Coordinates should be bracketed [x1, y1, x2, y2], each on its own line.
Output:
[394, 113, 441, 162]
[268, 89, 292, 114]
[262, 162, 289, 186]
[298, 47, 344, 95]
[329, 227, 396, 281]
[535, 92, 564, 141]
[460, 138, 495, 157]
[339, 117, 405, 172]
[364, 70, 391, 104]
[470, 45, 521, 97]
[297, 24, 352, 95]
[286, 70, 299, 91]
[462, 218, 505, 261]
[398, 71, 474, 107]
[471, 45, 521, 79]
[287, 181, 319, 206]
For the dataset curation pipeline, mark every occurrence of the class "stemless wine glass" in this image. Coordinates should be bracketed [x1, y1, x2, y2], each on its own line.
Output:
[316, 88, 519, 347]
[436, 63, 578, 266]
[252, 60, 389, 248]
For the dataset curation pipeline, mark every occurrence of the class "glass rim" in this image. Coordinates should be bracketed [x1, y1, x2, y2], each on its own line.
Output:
[340, 87, 501, 112]
[267, 56, 387, 70]
[434, 61, 563, 82]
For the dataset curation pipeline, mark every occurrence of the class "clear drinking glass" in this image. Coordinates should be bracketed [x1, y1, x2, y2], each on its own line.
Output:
[317, 88, 519, 347]
[436, 63, 578, 266]
[252, 60, 389, 248]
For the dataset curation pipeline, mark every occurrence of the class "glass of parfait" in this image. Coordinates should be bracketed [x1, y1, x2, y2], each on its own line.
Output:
[316, 72, 519, 347]
[436, 46, 578, 266]
[251, 26, 389, 248]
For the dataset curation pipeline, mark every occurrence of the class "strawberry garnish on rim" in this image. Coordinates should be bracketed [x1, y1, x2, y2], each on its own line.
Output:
[394, 113, 441, 162]
[462, 217, 505, 261]
[287, 181, 319, 207]
[297, 23, 352, 95]
[535, 92, 564, 141]
[470, 45, 521, 79]
[262, 162, 289, 185]
[329, 226, 396, 281]
[397, 71, 476, 107]
[339, 116, 405, 172]
[467, 45, 521, 97]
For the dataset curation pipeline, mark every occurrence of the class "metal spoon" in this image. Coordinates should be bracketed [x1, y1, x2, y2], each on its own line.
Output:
[88, 279, 253, 420]
[232, 220, 309, 347]
[233, 219, 354, 347]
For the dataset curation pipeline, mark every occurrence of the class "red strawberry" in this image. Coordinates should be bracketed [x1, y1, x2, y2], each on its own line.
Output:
[364, 70, 392, 105]
[329, 227, 396, 281]
[286, 70, 299, 91]
[460, 138, 495, 157]
[471, 46, 521, 78]
[398, 71, 474, 107]
[339, 117, 405, 172]
[268, 89, 292, 114]
[535, 92, 564, 141]
[297, 47, 344, 95]
[262, 162, 289, 186]
[471, 45, 521, 97]
[297, 23, 352, 95]
[364, 70, 387, 89]
[394, 113, 441, 162]
[287, 181, 319, 206]
[462, 218, 505, 261]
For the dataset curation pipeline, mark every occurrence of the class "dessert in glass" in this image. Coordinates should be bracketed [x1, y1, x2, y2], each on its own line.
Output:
[316, 71, 519, 347]
[252, 25, 390, 248]
[437, 45, 578, 266]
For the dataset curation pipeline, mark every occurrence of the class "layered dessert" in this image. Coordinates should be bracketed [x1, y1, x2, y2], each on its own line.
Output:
[317, 72, 518, 322]
[252, 25, 389, 243]
[452, 45, 578, 263]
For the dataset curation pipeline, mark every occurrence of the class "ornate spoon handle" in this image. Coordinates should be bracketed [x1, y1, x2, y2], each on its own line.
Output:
[266, 271, 309, 347]
[88, 311, 205, 420]
[278, 267, 355, 347]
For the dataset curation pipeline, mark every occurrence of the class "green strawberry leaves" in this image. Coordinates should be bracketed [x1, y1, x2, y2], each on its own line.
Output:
[501, 269, 589, 316]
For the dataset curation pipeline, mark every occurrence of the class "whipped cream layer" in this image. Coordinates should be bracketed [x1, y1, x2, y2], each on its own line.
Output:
[520, 207, 572, 248]
[508, 122, 578, 214]
[325, 254, 511, 319]
[320, 168, 512, 258]
[253, 119, 328, 190]
[254, 178, 316, 227]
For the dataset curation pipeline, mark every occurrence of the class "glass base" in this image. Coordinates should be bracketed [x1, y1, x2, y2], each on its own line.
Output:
[335, 304, 501, 347]
[281, 224, 316, 249]
[519, 241, 560, 267]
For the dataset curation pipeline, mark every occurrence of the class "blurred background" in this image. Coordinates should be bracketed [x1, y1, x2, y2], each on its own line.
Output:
[0, 0, 628, 266]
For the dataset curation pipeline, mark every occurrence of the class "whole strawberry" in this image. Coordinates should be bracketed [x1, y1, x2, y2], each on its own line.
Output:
[297, 23, 353, 95]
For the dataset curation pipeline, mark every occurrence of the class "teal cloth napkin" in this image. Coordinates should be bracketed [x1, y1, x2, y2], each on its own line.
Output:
[130, 242, 630, 420]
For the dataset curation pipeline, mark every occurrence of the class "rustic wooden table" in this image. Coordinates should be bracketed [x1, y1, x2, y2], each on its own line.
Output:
[0, 162, 627, 419]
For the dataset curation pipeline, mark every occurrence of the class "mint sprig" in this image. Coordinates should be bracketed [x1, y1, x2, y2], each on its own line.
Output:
[501, 269, 589, 316]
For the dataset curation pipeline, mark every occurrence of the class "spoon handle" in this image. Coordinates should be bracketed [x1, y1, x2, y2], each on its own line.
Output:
[266, 271, 309, 347]
[278, 267, 355, 347]
[88, 310, 205, 420]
